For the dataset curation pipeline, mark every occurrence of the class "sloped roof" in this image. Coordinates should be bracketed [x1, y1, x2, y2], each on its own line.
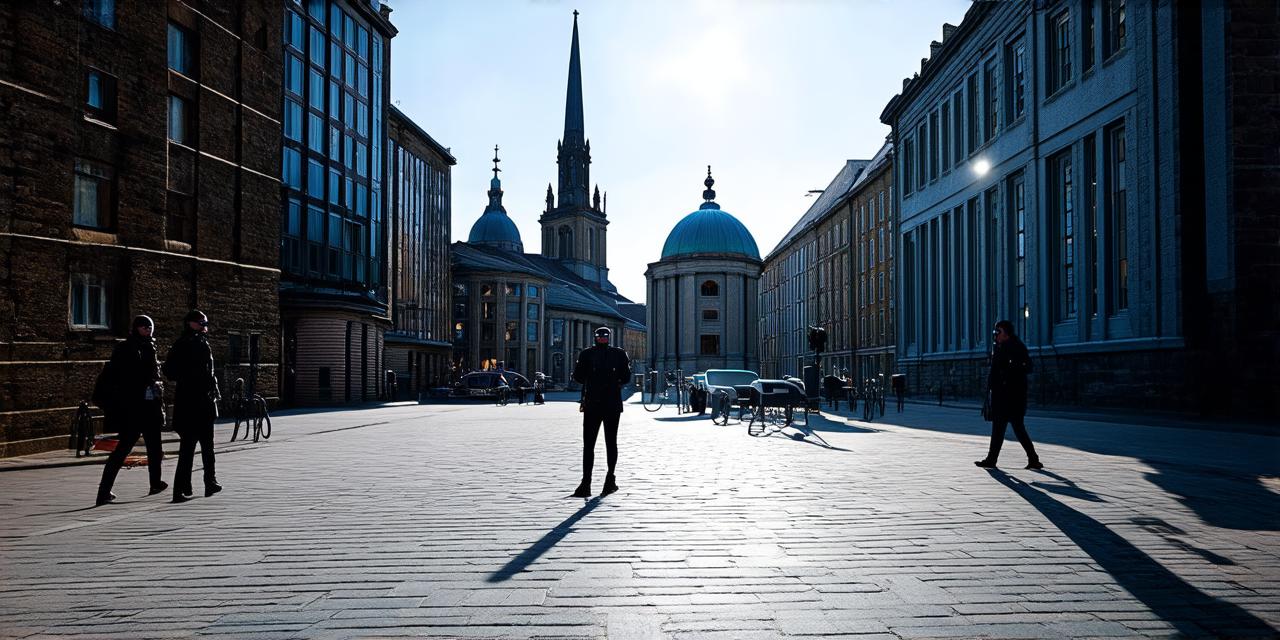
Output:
[451, 243, 633, 322]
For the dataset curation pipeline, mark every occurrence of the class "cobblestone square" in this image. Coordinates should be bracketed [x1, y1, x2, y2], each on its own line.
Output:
[1, 398, 1277, 639]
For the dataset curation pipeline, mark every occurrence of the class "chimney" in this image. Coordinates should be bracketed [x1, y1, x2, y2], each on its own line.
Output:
[929, 40, 942, 58]
[943, 23, 957, 42]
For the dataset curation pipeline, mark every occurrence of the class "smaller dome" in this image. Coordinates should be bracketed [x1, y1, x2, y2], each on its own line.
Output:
[660, 167, 760, 260]
[468, 211, 523, 251]
[467, 144, 524, 253]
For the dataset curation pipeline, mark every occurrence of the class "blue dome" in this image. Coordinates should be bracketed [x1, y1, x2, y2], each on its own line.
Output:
[661, 203, 760, 260]
[468, 209, 523, 249]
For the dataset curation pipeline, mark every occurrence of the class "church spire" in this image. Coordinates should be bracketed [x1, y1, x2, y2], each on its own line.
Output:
[564, 10, 584, 145]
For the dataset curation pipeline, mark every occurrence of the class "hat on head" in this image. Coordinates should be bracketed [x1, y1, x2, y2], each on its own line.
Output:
[183, 309, 208, 325]
[132, 315, 154, 329]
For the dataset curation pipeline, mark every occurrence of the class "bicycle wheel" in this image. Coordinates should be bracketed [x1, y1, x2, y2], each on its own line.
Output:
[258, 406, 272, 440]
[252, 415, 261, 442]
[711, 391, 729, 425]
[642, 382, 664, 412]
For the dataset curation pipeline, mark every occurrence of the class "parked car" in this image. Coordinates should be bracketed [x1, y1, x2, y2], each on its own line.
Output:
[452, 371, 532, 399]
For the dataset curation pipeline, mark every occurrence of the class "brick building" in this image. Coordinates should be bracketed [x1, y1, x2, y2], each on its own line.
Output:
[0, 0, 282, 456]
[881, 1, 1279, 416]
[851, 144, 896, 385]
[386, 106, 454, 397]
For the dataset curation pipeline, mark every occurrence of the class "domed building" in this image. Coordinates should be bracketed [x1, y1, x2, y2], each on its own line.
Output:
[645, 168, 762, 375]
[450, 13, 644, 384]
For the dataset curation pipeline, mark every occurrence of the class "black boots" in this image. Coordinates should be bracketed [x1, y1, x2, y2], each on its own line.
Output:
[148, 481, 169, 496]
[205, 483, 222, 497]
[601, 474, 618, 496]
[572, 479, 592, 498]
[95, 491, 116, 506]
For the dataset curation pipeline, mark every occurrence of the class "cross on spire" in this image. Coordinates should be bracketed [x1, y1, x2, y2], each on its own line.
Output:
[492, 144, 501, 178]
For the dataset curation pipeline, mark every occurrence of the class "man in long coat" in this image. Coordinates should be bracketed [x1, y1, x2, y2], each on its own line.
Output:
[975, 320, 1043, 470]
[163, 310, 222, 501]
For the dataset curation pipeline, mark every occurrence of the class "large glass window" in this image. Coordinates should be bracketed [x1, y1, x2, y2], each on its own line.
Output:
[700, 335, 720, 356]
[83, 0, 115, 29]
[307, 159, 324, 199]
[1051, 149, 1076, 320]
[1107, 123, 1128, 311]
[70, 274, 109, 329]
[73, 159, 113, 228]
[167, 23, 194, 77]
[929, 110, 939, 181]
[984, 58, 999, 140]
[1084, 0, 1096, 72]
[167, 95, 192, 144]
[84, 69, 117, 122]
[1049, 10, 1072, 94]
[1105, 0, 1126, 58]
[286, 10, 304, 51]
[1084, 134, 1098, 318]
[700, 280, 719, 297]
[1009, 39, 1026, 120]
[966, 73, 979, 152]
[283, 98, 302, 143]
[527, 322, 538, 342]
[283, 147, 302, 188]
[1010, 173, 1027, 332]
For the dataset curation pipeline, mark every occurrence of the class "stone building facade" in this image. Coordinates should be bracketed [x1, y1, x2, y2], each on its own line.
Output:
[881, 0, 1279, 416]
[647, 171, 762, 376]
[0, 0, 282, 455]
[278, 0, 396, 405]
[759, 144, 894, 383]
[386, 106, 454, 397]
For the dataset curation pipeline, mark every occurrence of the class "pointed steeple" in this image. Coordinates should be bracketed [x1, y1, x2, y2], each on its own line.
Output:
[564, 10, 584, 145]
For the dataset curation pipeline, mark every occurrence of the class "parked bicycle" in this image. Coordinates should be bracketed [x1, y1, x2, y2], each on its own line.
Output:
[229, 377, 272, 442]
[641, 370, 682, 412]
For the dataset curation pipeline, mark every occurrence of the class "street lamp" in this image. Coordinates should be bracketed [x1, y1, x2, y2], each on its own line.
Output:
[972, 159, 991, 177]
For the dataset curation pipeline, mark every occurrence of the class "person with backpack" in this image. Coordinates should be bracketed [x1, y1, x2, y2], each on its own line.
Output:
[163, 310, 222, 502]
[975, 320, 1043, 470]
[94, 315, 168, 506]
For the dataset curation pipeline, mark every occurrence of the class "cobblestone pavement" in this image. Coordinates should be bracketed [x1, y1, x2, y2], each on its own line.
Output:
[1, 396, 1277, 639]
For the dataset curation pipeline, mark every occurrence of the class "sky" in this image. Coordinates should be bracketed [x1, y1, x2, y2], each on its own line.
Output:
[387, 0, 972, 303]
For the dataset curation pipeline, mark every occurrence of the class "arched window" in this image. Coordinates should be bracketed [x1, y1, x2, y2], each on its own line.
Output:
[558, 226, 574, 259]
[700, 280, 719, 297]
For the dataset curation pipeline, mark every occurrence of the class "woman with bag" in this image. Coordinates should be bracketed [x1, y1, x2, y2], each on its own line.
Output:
[95, 315, 168, 506]
[975, 320, 1043, 470]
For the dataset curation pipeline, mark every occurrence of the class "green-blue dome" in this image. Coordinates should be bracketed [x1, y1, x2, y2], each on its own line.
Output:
[660, 168, 759, 260]
[468, 150, 524, 253]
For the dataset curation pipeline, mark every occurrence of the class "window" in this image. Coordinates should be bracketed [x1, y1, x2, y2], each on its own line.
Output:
[454, 322, 466, 341]
[1009, 40, 1026, 120]
[984, 58, 999, 140]
[699, 335, 720, 356]
[169, 95, 195, 145]
[84, 69, 116, 122]
[526, 303, 539, 320]
[1051, 149, 1076, 320]
[951, 92, 964, 161]
[504, 321, 519, 341]
[1084, 134, 1098, 318]
[505, 301, 520, 320]
[915, 122, 927, 189]
[286, 10, 304, 51]
[702, 309, 719, 322]
[73, 159, 113, 228]
[83, 0, 115, 29]
[1107, 123, 1128, 311]
[1010, 173, 1027, 330]
[966, 73, 980, 152]
[929, 111, 940, 181]
[166, 191, 195, 245]
[70, 274, 109, 329]
[167, 23, 195, 77]
[309, 26, 325, 66]
[1084, 0, 1096, 72]
[528, 285, 539, 299]
[1049, 11, 1072, 94]
[527, 321, 538, 342]
[283, 197, 301, 271]
[902, 136, 914, 196]
[700, 280, 719, 297]
[481, 302, 495, 320]
[1105, 0, 1126, 58]
[941, 102, 951, 170]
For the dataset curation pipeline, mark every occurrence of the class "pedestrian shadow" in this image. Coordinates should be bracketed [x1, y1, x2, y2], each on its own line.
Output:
[653, 414, 709, 423]
[1143, 462, 1280, 531]
[1131, 516, 1237, 566]
[487, 497, 601, 583]
[986, 469, 1275, 637]
[1028, 469, 1107, 503]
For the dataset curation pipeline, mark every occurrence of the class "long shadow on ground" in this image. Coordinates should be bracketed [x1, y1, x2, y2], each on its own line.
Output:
[987, 469, 1276, 638]
[487, 497, 601, 583]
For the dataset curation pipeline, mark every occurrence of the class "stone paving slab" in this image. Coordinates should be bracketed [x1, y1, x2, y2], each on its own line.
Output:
[0, 398, 1277, 639]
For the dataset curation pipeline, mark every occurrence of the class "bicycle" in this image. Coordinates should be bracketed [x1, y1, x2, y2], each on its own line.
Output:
[642, 370, 679, 412]
[229, 377, 272, 442]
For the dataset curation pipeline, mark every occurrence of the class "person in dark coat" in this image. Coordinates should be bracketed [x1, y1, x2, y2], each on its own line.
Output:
[975, 320, 1043, 470]
[571, 327, 632, 497]
[95, 315, 169, 506]
[163, 310, 222, 502]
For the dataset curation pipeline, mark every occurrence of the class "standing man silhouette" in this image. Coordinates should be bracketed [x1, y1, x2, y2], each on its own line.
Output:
[572, 327, 632, 497]
[164, 310, 222, 502]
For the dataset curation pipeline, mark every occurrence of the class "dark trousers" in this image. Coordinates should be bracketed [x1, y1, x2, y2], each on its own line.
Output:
[986, 418, 1039, 463]
[581, 408, 620, 481]
[173, 425, 216, 494]
[98, 428, 164, 496]
[896, 390, 905, 412]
